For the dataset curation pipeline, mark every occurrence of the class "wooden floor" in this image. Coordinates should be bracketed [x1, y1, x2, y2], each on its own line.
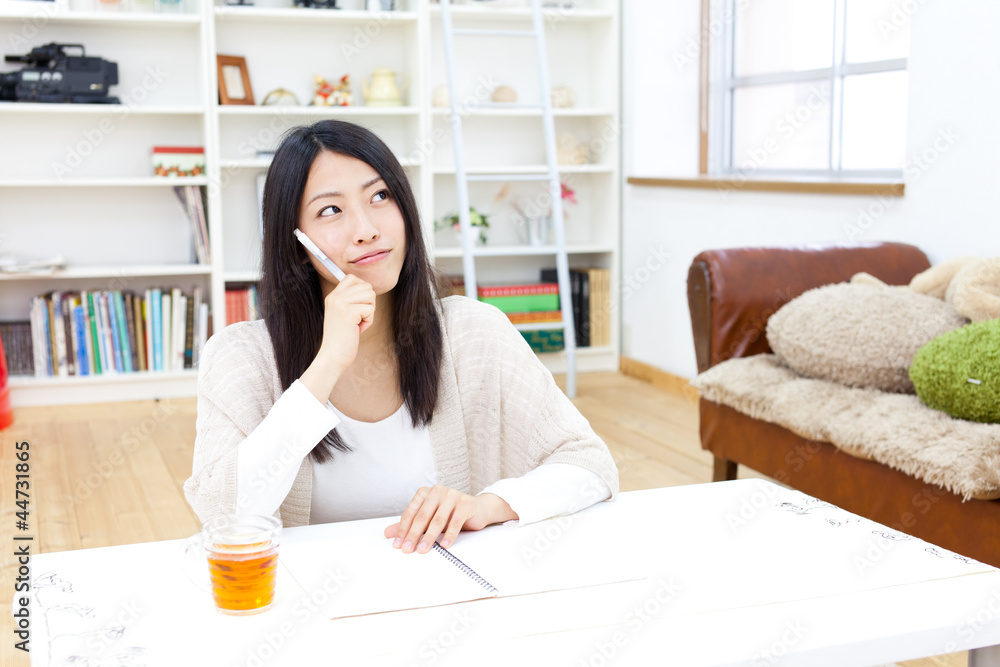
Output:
[0, 372, 965, 667]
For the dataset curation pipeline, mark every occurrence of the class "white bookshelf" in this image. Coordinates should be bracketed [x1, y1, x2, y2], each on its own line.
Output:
[0, 0, 621, 406]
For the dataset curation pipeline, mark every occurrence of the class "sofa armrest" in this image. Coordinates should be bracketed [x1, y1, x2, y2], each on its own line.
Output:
[687, 242, 931, 373]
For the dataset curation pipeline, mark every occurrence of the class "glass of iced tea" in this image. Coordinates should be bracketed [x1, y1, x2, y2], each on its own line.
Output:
[184, 515, 281, 615]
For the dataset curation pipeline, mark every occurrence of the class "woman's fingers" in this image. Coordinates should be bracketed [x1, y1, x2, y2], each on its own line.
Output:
[438, 501, 471, 549]
[417, 504, 456, 553]
[393, 486, 431, 550]
[392, 485, 471, 554]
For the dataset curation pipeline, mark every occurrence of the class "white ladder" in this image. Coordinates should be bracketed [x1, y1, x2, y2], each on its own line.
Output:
[439, 0, 577, 398]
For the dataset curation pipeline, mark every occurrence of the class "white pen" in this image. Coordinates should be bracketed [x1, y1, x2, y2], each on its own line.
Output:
[294, 229, 347, 281]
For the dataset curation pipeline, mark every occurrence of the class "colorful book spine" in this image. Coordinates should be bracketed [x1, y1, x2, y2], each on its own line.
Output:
[478, 283, 559, 297]
[114, 291, 133, 373]
[133, 294, 147, 372]
[80, 292, 96, 376]
[51, 293, 67, 377]
[161, 292, 172, 372]
[123, 292, 138, 372]
[479, 293, 560, 313]
[151, 288, 162, 371]
[72, 304, 89, 375]
[101, 291, 117, 373]
[197, 301, 208, 368]
[184, 294, 195, 369]
[106, 292, 124, 373]
[520, 329, 565, 353]
[143, 291, 153, 372]
[62, 295, 77, 376]
[86, 292, 102, 375]
[506, 311, 564, 325]
[173, 292, 185, 372]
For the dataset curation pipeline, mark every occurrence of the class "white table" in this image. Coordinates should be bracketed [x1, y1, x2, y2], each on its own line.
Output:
[27, 480, 1000, 666]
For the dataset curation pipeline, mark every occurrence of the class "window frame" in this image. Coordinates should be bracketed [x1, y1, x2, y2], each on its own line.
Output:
[704, 0, 908, 180]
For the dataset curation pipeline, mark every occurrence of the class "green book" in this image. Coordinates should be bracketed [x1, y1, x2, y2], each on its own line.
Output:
[86, 291, 102, 375]
[480, 293, 560, 313]
[520, 329, 565, 353]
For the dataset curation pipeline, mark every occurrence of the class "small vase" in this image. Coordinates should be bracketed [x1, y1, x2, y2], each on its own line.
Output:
[453, 227, 486, 246]
[515, 216, 552, 246]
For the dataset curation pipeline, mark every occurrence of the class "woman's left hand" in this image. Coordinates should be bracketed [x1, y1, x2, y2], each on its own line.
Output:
[383, 485, 518, 554]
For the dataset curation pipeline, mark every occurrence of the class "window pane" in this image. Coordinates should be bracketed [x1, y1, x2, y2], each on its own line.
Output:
[840, 71, 908, 171]
[731, 81, 832, 172]
[845, 0, 910, 63]
[734, 1, 835, 77]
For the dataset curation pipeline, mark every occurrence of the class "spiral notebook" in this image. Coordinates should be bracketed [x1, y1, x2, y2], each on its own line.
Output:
[278, 504, 650, 620]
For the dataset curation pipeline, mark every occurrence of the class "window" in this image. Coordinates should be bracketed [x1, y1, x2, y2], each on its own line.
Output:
[707, 0, 909, 180]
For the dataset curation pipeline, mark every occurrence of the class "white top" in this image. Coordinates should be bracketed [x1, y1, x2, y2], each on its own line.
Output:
[235, 379, 611, 526]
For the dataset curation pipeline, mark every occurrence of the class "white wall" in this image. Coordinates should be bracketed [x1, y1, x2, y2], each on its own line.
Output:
[621, 0, 1000, 379]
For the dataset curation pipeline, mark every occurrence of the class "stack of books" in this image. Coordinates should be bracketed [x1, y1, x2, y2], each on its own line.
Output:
[225, 285, 259, 324]
[23, 288, 209, 377]
[540, 268, 612, 348]
[478, 283, 565, 353]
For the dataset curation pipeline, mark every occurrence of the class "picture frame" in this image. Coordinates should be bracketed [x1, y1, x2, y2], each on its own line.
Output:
[216, 55, 254, 106]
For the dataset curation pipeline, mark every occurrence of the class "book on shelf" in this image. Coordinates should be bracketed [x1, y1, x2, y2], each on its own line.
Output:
[541, 267, 611, 348]
[478, 283, 560, 313]
[225, 286, 260, 325]
[22, 288, 211, 378]
[184, 293, 195, 369]
[173, 185, 211, 265]
[0, 321, 34, 377]
[520, 328, 565, 353]
[505, 310, 563, 325]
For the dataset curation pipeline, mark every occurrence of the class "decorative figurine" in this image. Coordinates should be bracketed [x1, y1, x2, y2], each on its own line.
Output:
[551, 85, 575, 108]
[491, 85, 517, 103]
[312, 74, 353, 106]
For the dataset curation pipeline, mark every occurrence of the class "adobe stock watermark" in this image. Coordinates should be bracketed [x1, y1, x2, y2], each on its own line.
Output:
[878, 0, 926, 39]
[576, 578, 682, 667]
[236, 567, 350, 667]
[83, 600, 144, 659]
[750, 618, 808, 666]
[7, 1, 60, 50]
[340, 10, 396, 62]
[405, 609, 476, 667]
[717, 83, 832, 201]
[620, 245, 671, 303]
[942, 588, 1000, 654]
[50, 65, 171, 179]
[843, 126, 959, 241]
[235, 436, 304, 513]
[520, 477, 609, 567]
[403, 75, 501, 165]
[672, 0, 753, 73]
[725, 477, 783, 534]
[68, 400, 177, 506]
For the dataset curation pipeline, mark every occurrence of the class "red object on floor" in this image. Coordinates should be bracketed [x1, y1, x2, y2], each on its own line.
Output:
[0, 330, 13, 430]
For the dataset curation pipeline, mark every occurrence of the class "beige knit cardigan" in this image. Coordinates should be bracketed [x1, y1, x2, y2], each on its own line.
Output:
[183, 295, 619, 527]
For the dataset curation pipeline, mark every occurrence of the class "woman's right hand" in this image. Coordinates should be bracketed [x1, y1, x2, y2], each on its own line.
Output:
[316, 274, 377, 375]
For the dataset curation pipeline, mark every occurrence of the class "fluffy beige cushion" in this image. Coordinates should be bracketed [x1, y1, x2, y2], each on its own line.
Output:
[910, 256, 979, 300]
[690, 355, 1000, 501]
[766, 283, 967, 394]
[946, 258, 1000, 322]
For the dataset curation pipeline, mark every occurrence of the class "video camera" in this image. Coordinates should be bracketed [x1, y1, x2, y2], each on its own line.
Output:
[1, 43, 119, 104]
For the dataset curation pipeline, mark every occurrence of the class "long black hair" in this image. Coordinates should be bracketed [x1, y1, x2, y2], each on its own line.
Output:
[259, 120, 443, 463]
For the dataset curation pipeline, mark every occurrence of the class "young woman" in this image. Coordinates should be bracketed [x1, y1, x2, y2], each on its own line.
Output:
[183, 120, 617, 554]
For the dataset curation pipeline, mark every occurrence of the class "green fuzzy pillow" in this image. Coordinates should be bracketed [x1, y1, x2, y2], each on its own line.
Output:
[909, 318, 1000, 423]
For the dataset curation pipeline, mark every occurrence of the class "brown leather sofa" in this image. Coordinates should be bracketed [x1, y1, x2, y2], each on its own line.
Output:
[688, 242, 1000, 568]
